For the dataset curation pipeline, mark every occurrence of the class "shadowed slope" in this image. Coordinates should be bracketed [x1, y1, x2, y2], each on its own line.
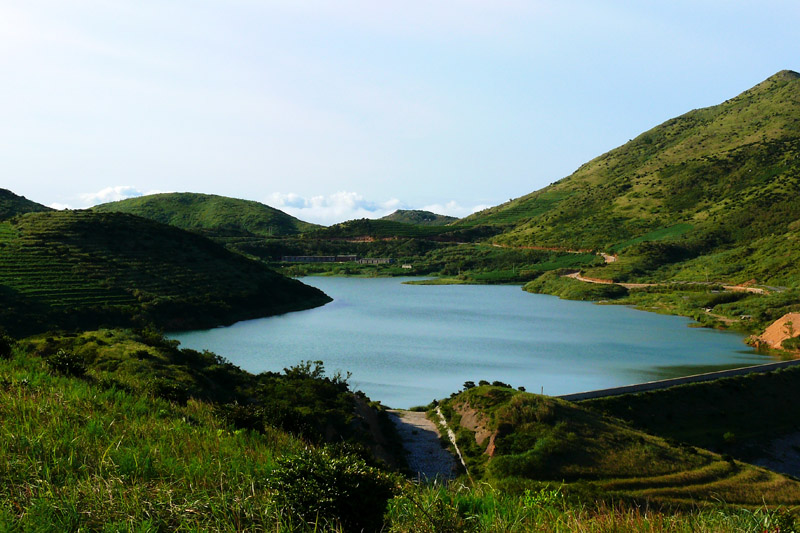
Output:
[0, 189, 52, 220]
[0, 210, 330, 335]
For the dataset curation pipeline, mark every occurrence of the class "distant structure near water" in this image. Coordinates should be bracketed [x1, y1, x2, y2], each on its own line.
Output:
[281, 255, 394, 264]
[357, 257, 393, 265]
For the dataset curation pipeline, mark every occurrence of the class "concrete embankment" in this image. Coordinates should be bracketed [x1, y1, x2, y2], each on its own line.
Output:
[559, 359, 800, 402]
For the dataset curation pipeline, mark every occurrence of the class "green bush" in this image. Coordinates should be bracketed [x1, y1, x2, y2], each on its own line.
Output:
[44, 349, 87, 377]
[267, 446, 397, 532]
[782, 336, 800, 351]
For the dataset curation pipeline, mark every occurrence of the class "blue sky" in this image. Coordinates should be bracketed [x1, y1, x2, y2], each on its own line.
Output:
[2, 1, 798, 224]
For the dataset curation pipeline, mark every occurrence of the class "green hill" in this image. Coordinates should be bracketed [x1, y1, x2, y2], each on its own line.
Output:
[0, 209, 330, 336]
[0, 188, 52, 219]
[93, 192, 320, 237]
[458, 70, 800, 286]
[380, 209, 457, 226]
[439, 385, 800, 507]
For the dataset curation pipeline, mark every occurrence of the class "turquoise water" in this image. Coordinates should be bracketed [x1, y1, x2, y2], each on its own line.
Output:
[170, 277, 771, 408]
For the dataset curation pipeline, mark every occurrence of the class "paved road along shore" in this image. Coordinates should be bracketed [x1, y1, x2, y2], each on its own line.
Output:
[559, 359, 800, 402]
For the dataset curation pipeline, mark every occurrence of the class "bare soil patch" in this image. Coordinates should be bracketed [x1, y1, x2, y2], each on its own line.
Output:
[758, 312, 800, 349]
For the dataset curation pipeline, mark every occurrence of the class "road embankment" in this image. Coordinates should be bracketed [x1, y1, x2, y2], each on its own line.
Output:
[559, 359, 800, 401]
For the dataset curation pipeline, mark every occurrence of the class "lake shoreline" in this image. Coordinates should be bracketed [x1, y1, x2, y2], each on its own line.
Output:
[172, 277, 772, 409]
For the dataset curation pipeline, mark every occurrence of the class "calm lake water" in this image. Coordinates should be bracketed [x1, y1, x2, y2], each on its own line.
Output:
[170, 277, 771, 408]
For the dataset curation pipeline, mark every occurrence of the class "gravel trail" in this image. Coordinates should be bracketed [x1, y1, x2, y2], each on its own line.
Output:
[388, 410, 457, 482]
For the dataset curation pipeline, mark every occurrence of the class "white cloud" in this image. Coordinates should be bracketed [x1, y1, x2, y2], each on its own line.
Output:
[48, 202, 72, 210]
[267, 191, 403, 225]
[421, 201, 490, 218]
[267, 191, 489, 225]
[78, 186, 168, 207]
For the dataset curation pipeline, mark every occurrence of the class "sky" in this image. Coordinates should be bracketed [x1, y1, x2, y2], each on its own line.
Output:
[1, 1, 798, 225]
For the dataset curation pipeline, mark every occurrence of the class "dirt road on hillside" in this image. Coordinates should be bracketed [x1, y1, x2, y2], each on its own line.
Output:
[388, 410, 457, 482]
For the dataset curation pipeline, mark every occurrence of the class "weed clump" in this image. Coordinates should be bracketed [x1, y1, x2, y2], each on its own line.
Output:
[44, 349, 87, 377]
[267, 446, 398, 532]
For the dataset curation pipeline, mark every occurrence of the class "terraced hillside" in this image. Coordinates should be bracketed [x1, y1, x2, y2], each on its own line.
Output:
[0, 188, 51, 219]
[439, 385, 800, 507]
[93, 192, 320, 237]
[0, 210, 330, 336]
[456, 70, 800, 286]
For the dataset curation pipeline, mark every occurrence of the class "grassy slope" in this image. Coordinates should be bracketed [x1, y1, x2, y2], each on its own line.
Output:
[93, 192, 320, 236]
[439, 386, 800, 508]
[0, 348, 303, 531]
[380, 209, 458, 226]
[308, 218, 460, 240]
[0, 210, 330, 336]
[458, 70, 800, 286]
[582, 365, 800, 460]
[0, 331, 405, 531]
[2, 341, 796, 532]
[0, 188, 52, 219]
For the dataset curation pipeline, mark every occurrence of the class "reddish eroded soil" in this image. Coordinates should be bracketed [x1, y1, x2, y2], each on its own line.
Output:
[758, 313, 800, 350]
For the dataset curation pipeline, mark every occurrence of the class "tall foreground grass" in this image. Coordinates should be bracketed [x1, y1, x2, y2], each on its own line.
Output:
[0, 352, 304, 531]
[387, 482, 796, 532]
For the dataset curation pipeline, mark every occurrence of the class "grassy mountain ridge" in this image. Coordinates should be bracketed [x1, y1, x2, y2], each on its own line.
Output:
[93, 192, 320, 237]
[457, 70, 800, 285]
[0, 209, 330, 336]
[380, 209, 457, 226]
[0, 188, 52, 219]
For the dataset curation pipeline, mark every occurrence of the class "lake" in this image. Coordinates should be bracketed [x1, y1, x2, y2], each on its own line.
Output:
[169, 277, 772, 408]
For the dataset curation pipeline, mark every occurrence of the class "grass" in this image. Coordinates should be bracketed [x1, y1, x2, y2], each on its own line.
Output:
[0, 347, 302, 531]
[582, 364, 800, 459]
[3, 338, 800, 531]
[436, 385, 800, 509]
[386, 482, 798, 532]
[610, 223, 694, 253]
[380, 209, 457, 226]
[0, 188, 51, 220]
[16, 329, 395, 452]
[93, 192, 320, 236]
[523, 271, 629, 300]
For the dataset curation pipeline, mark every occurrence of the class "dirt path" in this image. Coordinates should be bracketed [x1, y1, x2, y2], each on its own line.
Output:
[564, 271, 655, 289]
[565, 272, 767, 294]
[388, 410, 457, 482]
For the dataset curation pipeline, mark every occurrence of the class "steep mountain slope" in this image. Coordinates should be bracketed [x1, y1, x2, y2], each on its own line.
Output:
[0, 188, 52, 219]
[93, 192, 320, 236]
[459, 71, 800, 284]
[380, 209, 457, 226]
[0, 210, 330, 336]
